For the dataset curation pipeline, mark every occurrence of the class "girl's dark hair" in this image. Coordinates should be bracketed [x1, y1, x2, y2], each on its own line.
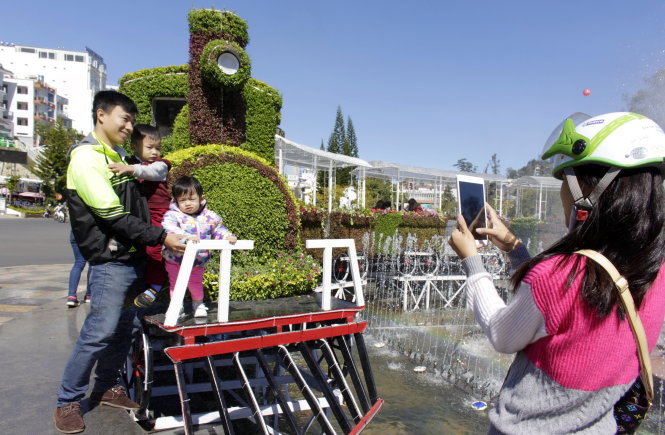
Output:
[172, 176, 203, 199]
[512, 164, 665, 319]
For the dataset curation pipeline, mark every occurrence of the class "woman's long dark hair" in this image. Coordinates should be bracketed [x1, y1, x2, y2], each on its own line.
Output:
[511, 164, 665, 319]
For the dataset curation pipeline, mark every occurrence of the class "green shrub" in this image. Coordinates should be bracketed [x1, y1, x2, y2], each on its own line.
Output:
[8, 206, 44, 215]
[166, 144, 300, 255]
[160, 104, 190, 155]
[241, 78, 283, 163]
[204, 250, 320, 301]
[374, 212, 403, 239]
[200, 40, 251, 90]
[188, 9, 249, 47]
[118, 65, 188, 125]
[509, 216, 540, 255]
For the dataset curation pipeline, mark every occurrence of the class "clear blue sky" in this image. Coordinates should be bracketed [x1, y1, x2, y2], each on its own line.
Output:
[3, 1, 665, 173]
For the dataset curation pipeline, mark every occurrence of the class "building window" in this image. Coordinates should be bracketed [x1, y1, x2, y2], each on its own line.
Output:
[17, 102, 28, 110]
[48, 93, 54, 103]
[39, 51, 48, 58]
[17, 86, 28, 94]
[1, 85, 6, 93]
[75, 55, 84, 62]
[17, 118, 28, 126]
[92, 60, 98, 68]
[49, 52, 56, 59]
[20, 47, 35, 53]
[64, 54, 74, 61]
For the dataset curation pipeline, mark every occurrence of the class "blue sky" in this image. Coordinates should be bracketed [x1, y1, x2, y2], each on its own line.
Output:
[4, 1, 665, 173]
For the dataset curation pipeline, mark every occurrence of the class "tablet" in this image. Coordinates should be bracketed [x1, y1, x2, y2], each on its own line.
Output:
[456, 174, 488, 241]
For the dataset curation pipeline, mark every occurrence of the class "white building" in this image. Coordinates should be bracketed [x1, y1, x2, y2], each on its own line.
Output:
[2, 76, 70, 147]
[0, 42, 106, 134]
[0, 63, 13, 142]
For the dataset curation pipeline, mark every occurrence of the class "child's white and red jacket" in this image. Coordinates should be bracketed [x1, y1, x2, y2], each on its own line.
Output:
[161, 200, 234, 267]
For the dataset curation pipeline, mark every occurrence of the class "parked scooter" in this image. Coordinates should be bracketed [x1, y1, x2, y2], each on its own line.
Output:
[53, 203, 68, 223]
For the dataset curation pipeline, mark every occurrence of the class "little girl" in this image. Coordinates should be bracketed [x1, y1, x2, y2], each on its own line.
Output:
[162, 176, 237, 317]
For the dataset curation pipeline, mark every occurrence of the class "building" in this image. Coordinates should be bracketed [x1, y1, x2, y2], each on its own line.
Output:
[2, 75, 70, 147]
[0, 64, 13, 143]
[0, 42, 106, 134]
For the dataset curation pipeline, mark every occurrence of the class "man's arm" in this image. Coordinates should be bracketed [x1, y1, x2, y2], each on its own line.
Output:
[70, 148, 163, 246]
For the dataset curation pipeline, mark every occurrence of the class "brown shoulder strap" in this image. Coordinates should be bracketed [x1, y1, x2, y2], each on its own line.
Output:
[575, 249, 654, 402]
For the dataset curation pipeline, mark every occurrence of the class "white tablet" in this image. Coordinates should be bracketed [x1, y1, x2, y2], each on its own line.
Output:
[456, 174, 488, 241]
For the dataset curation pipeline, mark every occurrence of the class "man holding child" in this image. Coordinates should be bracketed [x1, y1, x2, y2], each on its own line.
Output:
[53, 91, 186, 434]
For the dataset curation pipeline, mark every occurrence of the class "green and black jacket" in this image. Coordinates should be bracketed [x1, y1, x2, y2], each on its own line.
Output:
[66, 133, 165, 264]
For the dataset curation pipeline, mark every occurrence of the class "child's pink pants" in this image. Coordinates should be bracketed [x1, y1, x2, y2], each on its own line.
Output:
[164, 260, 205, 301]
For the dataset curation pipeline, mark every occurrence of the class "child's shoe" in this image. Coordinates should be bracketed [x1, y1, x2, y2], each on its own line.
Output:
[84, 295, 91, 303]
[66, 296, 80, 308]
[134, 288, 159, 308]
[194, 303, 209, 318]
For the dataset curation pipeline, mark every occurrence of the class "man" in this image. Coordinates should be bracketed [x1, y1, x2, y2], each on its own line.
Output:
[53, 91, 186, 434]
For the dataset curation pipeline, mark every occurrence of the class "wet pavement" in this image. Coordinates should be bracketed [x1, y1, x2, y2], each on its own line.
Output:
[2, 216, 665, 434]
[0, 264, 144, 434]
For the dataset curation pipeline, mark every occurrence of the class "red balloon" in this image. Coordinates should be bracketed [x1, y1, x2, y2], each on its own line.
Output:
[582, 88, 591, 96]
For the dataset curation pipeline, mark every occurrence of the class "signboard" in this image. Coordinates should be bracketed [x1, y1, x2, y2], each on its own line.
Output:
[0, 196, 6, 213]
[0, 148, 28, 164]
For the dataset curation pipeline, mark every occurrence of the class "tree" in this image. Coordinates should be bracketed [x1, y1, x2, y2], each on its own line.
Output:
[326, 107, 361, 187]
[34, 119, 83, 199]
[327, 106, 345, 154]
[345, 117, 358, 157]
[506, 158, 551, 179]
[625, 69, 665, 128]
[365, 177, 392, 209]
[484, 153, 500, 175]
[453, 158, 476, 173]
[6, 175, 20, 205]
[440, 184, 456, 216]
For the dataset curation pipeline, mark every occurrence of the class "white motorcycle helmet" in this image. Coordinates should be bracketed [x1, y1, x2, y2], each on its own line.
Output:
[542, 112, 665, 179]
[541, 112, 665, 229]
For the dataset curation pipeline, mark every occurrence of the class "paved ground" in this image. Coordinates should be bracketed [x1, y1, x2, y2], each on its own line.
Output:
[2, 216, 665, 433]
[0, 264, 144, 434]
[0, 215, 72, 266]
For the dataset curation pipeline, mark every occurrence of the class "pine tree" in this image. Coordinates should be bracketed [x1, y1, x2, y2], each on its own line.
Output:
[327, 106, 345, 154]
[34, 120, 83, 199]
[346, 117, 358, 157]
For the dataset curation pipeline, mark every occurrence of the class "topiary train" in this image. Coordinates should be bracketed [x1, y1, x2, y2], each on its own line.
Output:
[118, 9, 311, 300]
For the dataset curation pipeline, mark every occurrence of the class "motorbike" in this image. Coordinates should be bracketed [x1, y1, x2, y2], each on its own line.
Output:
[53, 204, 68, 223]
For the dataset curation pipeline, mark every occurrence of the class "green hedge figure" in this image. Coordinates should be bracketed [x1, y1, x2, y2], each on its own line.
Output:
[117, 10, 305, 301]
[118, 9, 282, 162]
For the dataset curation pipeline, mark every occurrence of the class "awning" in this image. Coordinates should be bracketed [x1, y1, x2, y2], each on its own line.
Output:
[18, 191, 44, 199]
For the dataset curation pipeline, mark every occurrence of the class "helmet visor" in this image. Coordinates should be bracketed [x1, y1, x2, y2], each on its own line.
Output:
[541, 112, 592, 159]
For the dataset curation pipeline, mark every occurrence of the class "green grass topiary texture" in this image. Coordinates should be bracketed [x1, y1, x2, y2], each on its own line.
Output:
[118, 65, 188, 125]
[188, 9, 249, 47]
[160, 104, 190, 155]
[166, 144, 300, 256]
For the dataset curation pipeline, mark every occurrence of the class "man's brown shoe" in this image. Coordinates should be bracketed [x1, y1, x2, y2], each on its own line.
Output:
[90, 385, 140, 410]
[53, 402, 84, 434]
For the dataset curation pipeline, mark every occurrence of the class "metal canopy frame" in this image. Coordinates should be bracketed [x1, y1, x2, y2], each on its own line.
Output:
[274, 136, 562, 218]
[275, 135, 372, 213]
[509, 176, 562, 219]
[355, 161, 509, 212]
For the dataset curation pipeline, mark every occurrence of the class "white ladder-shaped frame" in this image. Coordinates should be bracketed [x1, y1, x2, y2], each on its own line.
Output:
[306, 238, 366, 310]
[164, 240, 254, 326]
